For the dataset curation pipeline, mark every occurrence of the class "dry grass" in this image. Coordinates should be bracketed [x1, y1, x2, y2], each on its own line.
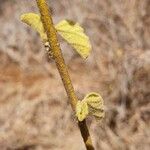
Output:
[0, 0, 149, 150]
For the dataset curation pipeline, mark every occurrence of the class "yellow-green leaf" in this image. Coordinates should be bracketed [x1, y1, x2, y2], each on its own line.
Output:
[76, 92, 105, 121]
[76, 100, 89, 121]
[20, 13, 47, 42]
[83, 92, 105, 121]
[55, 20, 92, 58]
[20, 13, 92, 58]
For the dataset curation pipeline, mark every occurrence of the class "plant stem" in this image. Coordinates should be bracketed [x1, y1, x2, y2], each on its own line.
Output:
[36, 0, 95, 149]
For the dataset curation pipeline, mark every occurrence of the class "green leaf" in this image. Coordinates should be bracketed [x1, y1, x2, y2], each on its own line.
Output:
[76, 92, 105, 121]
[55, 20, 92, 58]
[20, 13, 47, 42]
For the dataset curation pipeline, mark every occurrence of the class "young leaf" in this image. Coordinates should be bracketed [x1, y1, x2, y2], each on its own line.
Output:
[83, 92, 105, 121]
[20, 13, 92, 58]
[76, 92, 105, 121]
[55, 20, 92, 58]
[20, 13, 47, 42]
[76, 100, 89, 121]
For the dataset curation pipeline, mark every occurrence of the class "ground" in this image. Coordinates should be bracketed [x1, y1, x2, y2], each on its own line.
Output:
[0, 0, 150, 150]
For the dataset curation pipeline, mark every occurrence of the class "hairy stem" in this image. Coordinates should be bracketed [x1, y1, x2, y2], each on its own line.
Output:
[36, 0, 95, 149]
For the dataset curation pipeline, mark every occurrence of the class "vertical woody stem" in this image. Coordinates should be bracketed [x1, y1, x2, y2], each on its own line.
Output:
[36, 0, 95, 149]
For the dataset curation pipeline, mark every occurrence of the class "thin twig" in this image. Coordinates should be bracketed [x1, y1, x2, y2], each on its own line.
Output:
[36, 0, 95, 149]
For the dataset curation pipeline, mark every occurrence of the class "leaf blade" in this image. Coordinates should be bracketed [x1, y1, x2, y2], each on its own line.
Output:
[76, 101, 89, 121]
[55, 20, 92, 58]
[83, 92, 105, 121]
[20, 13, 47, 42]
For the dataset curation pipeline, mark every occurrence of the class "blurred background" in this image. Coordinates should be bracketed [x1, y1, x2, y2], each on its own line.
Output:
[0, 0, 149, 150]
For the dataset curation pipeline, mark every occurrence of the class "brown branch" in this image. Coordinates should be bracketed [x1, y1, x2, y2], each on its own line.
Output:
[36, 0, 95, 149]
